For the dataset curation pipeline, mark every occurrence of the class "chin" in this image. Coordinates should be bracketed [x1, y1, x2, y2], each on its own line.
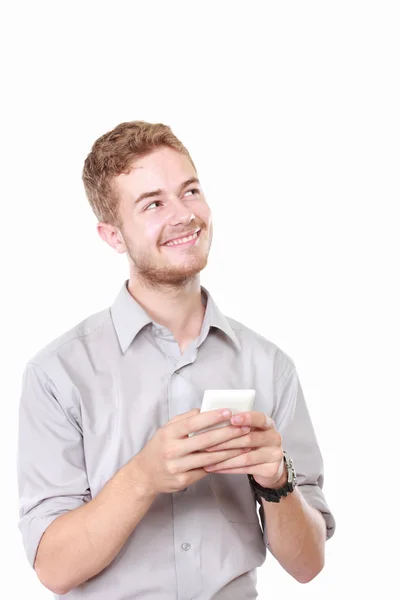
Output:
[131, 246, 209, 286]
[163, 262, 207, 284]
[156, 255, 209, 285]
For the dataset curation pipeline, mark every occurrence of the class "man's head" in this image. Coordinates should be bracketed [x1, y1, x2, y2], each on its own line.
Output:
[82, 121, 212, 287]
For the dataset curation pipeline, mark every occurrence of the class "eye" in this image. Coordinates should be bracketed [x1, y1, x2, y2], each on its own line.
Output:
[184, 188, 200, 197]
[144, 200, 162, 211]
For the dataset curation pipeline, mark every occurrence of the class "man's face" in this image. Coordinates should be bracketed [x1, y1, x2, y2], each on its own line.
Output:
[113, 146, 213, 286]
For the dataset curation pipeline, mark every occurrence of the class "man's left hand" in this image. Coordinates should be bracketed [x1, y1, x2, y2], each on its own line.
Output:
[203, 411, 287, 489]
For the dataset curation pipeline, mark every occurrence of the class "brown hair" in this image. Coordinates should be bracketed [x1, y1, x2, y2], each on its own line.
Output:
[82, 120, 196, 225]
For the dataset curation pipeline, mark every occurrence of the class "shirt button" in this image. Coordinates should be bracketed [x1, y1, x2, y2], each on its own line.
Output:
[181, 543, 191, 551]
[175, 369, 181, 375]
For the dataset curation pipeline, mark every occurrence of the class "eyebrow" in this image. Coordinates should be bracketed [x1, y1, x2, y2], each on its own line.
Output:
[133, 177, 200, 205]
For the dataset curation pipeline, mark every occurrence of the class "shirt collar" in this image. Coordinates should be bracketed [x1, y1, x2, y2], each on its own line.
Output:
[111, 280, 241, 353]
[200, 285, 241, 351]
[111, 281, 152, 353]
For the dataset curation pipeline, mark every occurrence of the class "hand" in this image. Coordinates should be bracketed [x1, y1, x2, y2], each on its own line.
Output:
[132, 408, 252, 496]
[203, 411, 287, 489]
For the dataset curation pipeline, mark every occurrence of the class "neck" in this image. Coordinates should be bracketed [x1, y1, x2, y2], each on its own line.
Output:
[126, 273, 205, 351]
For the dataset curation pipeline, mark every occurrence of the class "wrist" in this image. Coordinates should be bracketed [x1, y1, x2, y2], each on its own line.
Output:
[254, 459, 288, 490]
[126, 457, 158, 501]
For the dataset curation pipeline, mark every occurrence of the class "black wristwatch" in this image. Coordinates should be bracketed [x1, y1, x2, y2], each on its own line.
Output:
[247, 451, 297, 503]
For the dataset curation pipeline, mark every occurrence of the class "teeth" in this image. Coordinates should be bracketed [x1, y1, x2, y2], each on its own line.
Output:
[165, 231, 199, 246]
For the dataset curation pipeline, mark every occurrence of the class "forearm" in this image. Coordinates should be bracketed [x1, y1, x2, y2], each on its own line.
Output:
[34, 458, 157, 595]
[262, 487, 327, 583]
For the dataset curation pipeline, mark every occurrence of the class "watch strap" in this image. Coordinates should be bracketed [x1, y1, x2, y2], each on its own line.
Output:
[247, 451, 297, 503]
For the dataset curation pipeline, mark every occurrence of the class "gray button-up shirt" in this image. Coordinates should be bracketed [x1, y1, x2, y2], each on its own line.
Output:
[17, 281, 336, 599]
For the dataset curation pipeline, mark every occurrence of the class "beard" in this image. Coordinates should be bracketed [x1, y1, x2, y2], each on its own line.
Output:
[125, 223, 212, 289]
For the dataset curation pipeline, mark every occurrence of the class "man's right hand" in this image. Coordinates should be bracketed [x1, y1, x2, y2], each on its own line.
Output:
[131, 408, 250, 496]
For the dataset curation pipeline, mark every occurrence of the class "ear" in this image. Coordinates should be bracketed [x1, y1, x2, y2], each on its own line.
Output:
[97, 222, 127, 254]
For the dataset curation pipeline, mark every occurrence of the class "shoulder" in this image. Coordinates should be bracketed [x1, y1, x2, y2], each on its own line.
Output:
[226, 315, 296, 378]
[27, 306, 112, 370]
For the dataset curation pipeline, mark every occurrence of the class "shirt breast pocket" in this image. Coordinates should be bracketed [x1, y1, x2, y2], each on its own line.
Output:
[209, 473, 259, 524]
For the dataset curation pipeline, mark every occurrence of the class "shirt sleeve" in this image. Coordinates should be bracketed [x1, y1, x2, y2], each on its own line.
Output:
[260, 355, 336, 547]
[17, 362, 92, 568]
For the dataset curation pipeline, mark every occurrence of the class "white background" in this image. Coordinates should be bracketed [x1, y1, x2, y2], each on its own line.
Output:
[2, 1, 399, 597]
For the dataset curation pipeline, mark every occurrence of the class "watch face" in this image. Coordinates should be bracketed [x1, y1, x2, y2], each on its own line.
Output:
[285, 454, 297, 487]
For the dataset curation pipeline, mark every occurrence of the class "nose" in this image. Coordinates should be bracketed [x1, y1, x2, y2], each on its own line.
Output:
[168, 197, 195, 227]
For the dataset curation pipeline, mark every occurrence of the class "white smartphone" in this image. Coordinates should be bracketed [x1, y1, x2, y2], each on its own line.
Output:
[189, 389, 256, 436]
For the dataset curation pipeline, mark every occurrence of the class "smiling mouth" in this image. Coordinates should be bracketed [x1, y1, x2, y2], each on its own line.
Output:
[163, 229, 201, 247]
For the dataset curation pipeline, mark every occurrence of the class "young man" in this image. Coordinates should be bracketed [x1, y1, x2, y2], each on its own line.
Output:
[17, 121, 336, 599]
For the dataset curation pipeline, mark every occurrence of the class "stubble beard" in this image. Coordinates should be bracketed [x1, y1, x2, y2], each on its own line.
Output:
[126, 230, 211, 290]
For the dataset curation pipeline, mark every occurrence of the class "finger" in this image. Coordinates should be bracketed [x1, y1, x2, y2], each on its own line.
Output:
[229, 411, 275, 430]
[183, 424, 251, 456]
[178, 447, 250, 472]
[168, 408, 200, 424]
[204, 448, 273, 472]
[205, 429, 275, 452]
[204, 467, 253, 474]
[171, 408, 233, 439]
[209, 462, 283, 475]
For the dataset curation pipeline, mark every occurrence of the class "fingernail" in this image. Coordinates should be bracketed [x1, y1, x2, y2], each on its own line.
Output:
[232, 415, 243, 424]
[221, 409, 231, 417]
[241, 426, 250, 433]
